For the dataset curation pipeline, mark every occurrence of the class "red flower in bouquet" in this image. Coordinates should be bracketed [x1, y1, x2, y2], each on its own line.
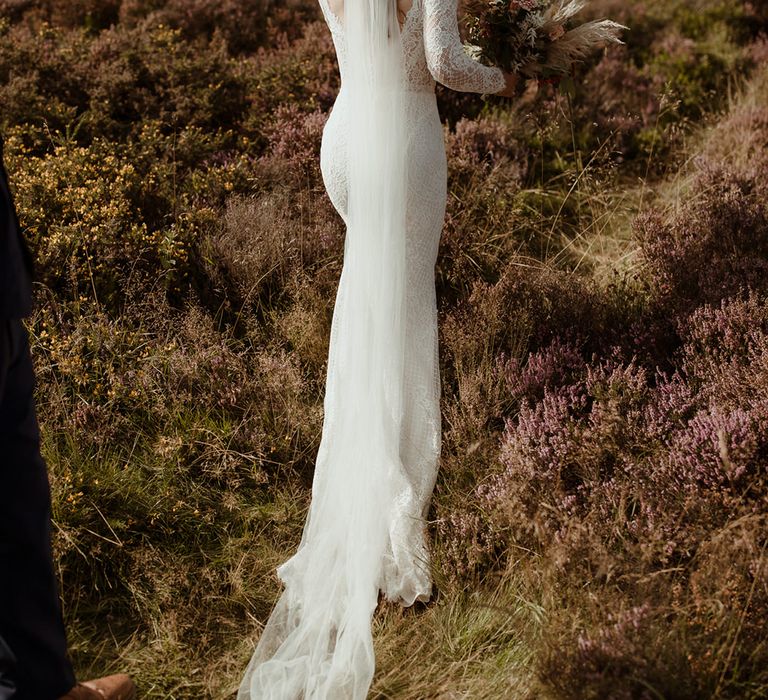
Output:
[509, 0, 540, 10]
[548, 24, 566, 42]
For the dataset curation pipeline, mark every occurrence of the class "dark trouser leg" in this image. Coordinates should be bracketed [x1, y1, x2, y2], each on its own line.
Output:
[0, 634, 17, 700]
[0, 318, 76, 700]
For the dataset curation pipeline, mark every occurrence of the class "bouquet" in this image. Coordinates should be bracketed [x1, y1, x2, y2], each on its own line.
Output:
[462, 0, 629, 92]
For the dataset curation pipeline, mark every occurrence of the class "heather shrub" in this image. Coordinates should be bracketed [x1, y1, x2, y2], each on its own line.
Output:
[700, 92, 768, 193]
[434, 268, 623, 584]
[0, 0, 121, 29]
[120, 0, 273, 51]
[202, 178, 343, 319]
[0, 21, 91, 141]
[637, 159, 768, 317]
[445, 115, 525, 176]
[0, 21, 250, 147]
[86, 23, 249, 136]
[443, 289, 768, 571]
[646, 29, 732, 121]
[677, 290, 768, 397]
[261, 103, 328, 184]
[500, 335, 589, 406]
[539, 602, 704, 700]
[436, 116, 530, 296]
[0, 0, 319, 49]
[577, 45, 661, 161]
[124, 0, 321, 51]
[440, 270, 594, 388]
[242, 20, 340, 137]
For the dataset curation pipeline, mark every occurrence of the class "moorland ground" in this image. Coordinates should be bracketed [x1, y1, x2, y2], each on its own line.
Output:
[2, 0, 768, 697]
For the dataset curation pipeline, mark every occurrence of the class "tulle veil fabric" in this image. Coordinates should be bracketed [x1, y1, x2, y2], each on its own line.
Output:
[236, 1, 413, 698]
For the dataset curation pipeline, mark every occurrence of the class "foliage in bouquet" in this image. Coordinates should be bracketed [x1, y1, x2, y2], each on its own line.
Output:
[462, 0, 628, 87]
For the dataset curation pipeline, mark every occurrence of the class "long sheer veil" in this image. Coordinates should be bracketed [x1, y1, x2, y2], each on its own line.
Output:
[237, 0, 411, 697]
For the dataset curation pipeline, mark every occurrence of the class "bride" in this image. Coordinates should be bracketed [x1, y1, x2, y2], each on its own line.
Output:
[238, 0, 518, 697]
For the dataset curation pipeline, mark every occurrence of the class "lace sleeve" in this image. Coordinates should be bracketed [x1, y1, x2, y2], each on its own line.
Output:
[423, 0, 506, 94]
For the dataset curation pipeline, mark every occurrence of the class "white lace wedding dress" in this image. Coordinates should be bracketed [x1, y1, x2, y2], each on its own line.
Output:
[237, 1, 505, 697]
[318, 0, 505, 604]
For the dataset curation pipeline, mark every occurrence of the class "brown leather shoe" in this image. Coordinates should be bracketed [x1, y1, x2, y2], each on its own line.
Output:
[59, 674, 136, 700]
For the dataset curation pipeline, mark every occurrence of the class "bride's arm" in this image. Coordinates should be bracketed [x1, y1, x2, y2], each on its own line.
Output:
[423, 0, 509, 95]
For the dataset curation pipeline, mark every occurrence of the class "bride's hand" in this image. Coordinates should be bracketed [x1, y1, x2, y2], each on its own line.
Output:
[494, 71, 521, 98]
